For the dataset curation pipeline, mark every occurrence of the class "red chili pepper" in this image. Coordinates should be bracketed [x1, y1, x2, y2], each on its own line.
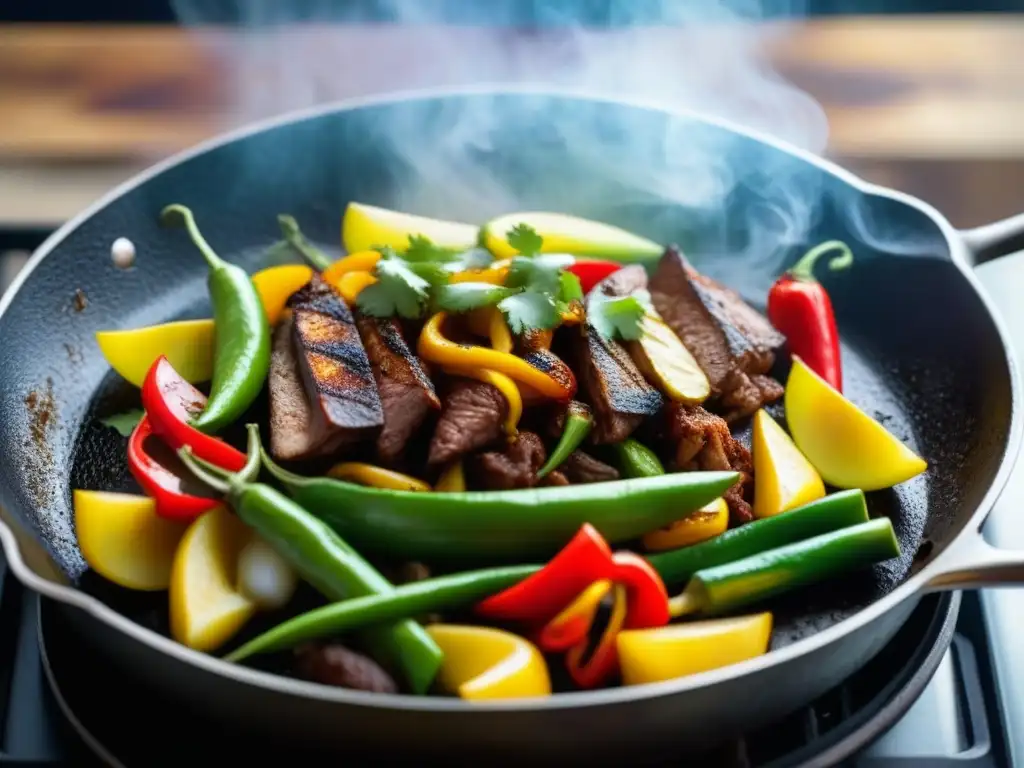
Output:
[567, 260, 622, 294]
[127, 415, 220, 521]
[767, 241, 852, 392]
[142, 356, 246, 472]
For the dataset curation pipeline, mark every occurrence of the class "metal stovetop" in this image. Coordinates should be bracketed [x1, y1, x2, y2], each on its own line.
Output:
[0, 236, 1021, 767]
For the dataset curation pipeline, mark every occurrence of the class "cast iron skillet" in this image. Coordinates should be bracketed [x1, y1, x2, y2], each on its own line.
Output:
[2, 87, 1024, 763]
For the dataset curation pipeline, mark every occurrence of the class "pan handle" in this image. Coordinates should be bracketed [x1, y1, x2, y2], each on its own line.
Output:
[960, 213, 1024, 266]
[924, 526, 1024, 590]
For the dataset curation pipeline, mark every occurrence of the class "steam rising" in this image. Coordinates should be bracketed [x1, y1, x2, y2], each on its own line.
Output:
[173, 0, 832, 294]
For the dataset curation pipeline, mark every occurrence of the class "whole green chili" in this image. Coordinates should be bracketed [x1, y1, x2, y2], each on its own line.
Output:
[668, 517, 901, 617]
[178, 426, 443, 694]
[614, 438, 665, 479]
[277, 214, 333, 271]
[161, 204, 271, 434]
[537, 401, 593, 479]
[226, 490, 874, 661]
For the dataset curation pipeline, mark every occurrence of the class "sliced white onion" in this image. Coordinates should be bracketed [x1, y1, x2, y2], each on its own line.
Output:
[237, 537, 298, 611]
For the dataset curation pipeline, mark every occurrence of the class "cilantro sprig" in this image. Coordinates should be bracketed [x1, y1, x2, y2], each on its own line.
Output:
[357, 247, 447, 319]
[587, 289, 652, 342]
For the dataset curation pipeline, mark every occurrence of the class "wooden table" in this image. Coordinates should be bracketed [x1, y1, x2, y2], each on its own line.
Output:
[1, 18, 1023, 228]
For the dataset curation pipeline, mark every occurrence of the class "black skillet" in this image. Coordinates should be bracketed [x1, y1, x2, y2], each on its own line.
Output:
[1, 88, 1023, 764]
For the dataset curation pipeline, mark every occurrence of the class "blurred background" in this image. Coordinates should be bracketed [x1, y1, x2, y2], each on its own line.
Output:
[1, 0, 1023, 288]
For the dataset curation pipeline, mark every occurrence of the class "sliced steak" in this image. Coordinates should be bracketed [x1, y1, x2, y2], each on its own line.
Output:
[650, 247, 785, 422]
[294, 643, 398, 694]
[471, 431, 546, 491]
[288, 275, 384, 447]
[562, 450, 620, 484]
[355, 313, 440, 465]
[427, 378, 507, 466]
[665, 401, 754, 524]
[595, 264, 648, 298]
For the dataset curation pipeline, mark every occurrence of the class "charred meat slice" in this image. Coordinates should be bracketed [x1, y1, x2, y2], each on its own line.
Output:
[562, 450, 620, 484]
[471, 431, 546, 491]
[288, 276, 384, 445]
[574, 325, 663, 444]
[427, 378, 507, 466]
[294, 643, 399, 693]
[595, 264, 649, 298]
[665, 401, 754, 525]
[355, 313, 440, 465]
[650, 247, 784, 421]
[268, 317, 355, 461]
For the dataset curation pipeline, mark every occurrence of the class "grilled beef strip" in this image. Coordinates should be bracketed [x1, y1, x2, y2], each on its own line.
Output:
[561, 450, 620, 484]
[470, 431, 547, 491]
[650, 246, 785, 422]
[427, 378, 508, 466]
[664, 401, 754, 524]
[286, 275, 384, 451]
[354, 312, 440, 465]
[294, 643, 399, 694]
[572, 268, 663, 444]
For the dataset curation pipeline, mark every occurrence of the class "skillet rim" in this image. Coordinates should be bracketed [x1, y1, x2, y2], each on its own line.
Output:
[0, 83, 1019, 712]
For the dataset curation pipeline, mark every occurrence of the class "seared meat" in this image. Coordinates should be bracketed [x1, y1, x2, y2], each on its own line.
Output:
[268, 318, 347, 461]
[355, 313, 440, 465]
[294, 643, 398, 693]
[574, 325, 663, 444]
[596, 264, 648, 298]
[562, 450, 620, 484]
[288, 276, 384, 446]
[471, 432, 546, 491]
[542, 470, 571, 487]
[650, 247, 785, 422]
[427, 379, 507, 466]
[665, 401, 754, 524]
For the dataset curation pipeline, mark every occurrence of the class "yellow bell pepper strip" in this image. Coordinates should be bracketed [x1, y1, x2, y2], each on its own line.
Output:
[617, 612, 772, 686]
[169, 505, 257, 652]
[96, 319, 216, 387]
[73, 490, 189, 591]
[752, 408, 825, 518]
[250, 264, 315, 325]
[327, 462, 431, 492]
[419, 312, 575, 401]
[668, 517, 901, 618]
[95, 264, 313, 387]
[536, 401, 593, 479]
[449, 259, 510, 285]
[536, 579, 612, 652]
[443, 367, 522, 437]
[435, 460, 466, 492]
[427, 624, 551, 700]
[333, 270, 378, 304]
[785, 356, 928, 491]
[322, 250, 382, 283]
[565, 583, 629, 689]
[642, 497, 729, 552]
[488, 307, 514, 353]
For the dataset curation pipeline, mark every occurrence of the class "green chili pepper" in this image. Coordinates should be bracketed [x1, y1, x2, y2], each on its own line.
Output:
[668, 517, 901, 618]
[161, 204, 271, 434]
[227, 491, 873, 660]
[537, 401, 593, 479]
[260, 439, 739, 562]
[277, 214, 333, 271]
[648, 489, 870, 587]
[226, 564, 539, 663]
[613, 438, 666, 478]
[178, 426, 442, 694]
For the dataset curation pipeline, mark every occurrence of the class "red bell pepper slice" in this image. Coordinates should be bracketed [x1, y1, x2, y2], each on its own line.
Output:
[127, 415, 221, 521]
[475, 524, 614, 625]
[142, 356, 246, 472]
[567, 260, 622, 294]
[565, 583, 628, 689]
[610, 552, 670, 629]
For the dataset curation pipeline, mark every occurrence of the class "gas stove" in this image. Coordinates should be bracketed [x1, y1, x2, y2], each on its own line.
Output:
[0, 232, 1021, 767]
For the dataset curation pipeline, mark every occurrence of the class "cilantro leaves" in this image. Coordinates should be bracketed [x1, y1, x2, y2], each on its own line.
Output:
[357, 248, 447, 319]
[587, 289, 652, 342]
[498, 291, 561, 334]
[507, 223, 543, 256]
[434, 282, 518, 313]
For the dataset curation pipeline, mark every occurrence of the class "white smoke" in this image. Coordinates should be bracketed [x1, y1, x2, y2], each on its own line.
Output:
[173, 0, 831, 296]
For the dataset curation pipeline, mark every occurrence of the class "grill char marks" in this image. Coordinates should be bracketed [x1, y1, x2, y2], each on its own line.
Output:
[650, 246, 785, 422]
[287, 275, 383, 447]
[355, 312, 439, 465]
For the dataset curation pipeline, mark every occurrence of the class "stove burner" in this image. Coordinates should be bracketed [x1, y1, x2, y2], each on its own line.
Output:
[33, 591, 959, 767]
